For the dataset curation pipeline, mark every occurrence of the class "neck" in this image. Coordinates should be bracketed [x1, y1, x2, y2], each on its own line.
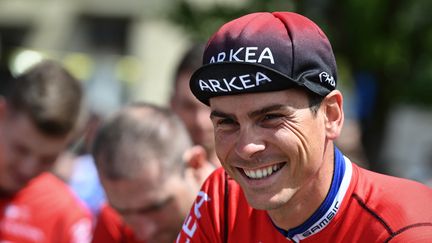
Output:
[267, 145, 335, 230]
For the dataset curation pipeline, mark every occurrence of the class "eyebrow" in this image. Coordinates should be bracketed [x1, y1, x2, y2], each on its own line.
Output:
[210, 104, 287, 120]
[210, 110, 232, 120]
[248, 104, 287, 118]
[113, 195, 174, 215]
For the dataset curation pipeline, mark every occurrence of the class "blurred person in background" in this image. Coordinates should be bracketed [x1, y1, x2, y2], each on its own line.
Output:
[52, 110, 106, 218]
[0, 60, 92, 242]
[91, 102, 214, 243]
[170, 43, 220, 167]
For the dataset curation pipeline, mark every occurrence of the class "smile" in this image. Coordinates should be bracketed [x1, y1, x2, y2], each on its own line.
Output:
[242, 163, 284, 180]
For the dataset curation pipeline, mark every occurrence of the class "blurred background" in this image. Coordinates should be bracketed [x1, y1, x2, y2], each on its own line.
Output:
[0, 0, 431, 185]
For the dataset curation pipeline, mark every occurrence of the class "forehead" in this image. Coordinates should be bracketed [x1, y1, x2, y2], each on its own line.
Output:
[2, 111, 69, 155]
[101, 163, 182, 208]
[209, 89, 308, 114]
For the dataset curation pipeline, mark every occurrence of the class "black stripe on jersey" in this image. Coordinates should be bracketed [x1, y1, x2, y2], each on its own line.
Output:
[353, 193, 432, 242]
[352, 193, 393, 234]
[384, 222, 432, 243]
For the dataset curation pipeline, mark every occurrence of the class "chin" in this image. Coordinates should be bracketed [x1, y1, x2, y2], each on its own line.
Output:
[245, 190, 293, 211]
[248, 199, 288, 211]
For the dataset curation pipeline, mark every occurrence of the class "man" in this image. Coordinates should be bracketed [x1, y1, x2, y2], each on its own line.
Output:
[171, 43, 220, 166]
[0, 60, 92, 242]
[91, 103, 214, 243]
[177, 12, 432, 242]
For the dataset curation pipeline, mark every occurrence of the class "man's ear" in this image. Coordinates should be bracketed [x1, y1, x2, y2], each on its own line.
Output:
[322, 90, 344, 140]
[183, 145, 215, 185]
[184, 145, 207, 169]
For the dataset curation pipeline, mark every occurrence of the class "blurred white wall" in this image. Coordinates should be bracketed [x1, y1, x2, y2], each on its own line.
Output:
[0, 0, 243, 111]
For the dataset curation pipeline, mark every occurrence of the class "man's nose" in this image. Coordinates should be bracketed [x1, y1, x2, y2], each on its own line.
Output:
[235, 126, 265, 161]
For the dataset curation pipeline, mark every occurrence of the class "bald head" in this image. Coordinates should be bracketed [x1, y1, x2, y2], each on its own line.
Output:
[92, 102, 192, 181]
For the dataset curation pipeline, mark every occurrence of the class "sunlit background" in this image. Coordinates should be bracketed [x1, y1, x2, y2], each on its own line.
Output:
[0, 0, 431, 185]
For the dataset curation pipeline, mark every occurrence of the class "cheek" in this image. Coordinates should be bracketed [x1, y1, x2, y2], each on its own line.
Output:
[279, 118, 322, 145]
[214, 132, 235, 161]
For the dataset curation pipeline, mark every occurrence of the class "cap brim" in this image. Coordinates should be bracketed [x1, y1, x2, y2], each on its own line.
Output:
[189, 62, 299, 105]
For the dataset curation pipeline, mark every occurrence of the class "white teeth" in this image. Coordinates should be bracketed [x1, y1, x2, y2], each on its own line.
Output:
[267, 167, 272, 175]
[262, 168, 268, 177]
[256, 170, 263, 178]
[243, 164, 282, 180]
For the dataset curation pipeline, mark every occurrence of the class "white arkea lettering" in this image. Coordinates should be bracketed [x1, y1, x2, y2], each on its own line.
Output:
[198, 72, 272, 93]
[256, 71, 272, 85]
[230, 48, 243, 61]
[217, 52, 226, 62]
[194, 191, 210, 219]
[181, 215, 197, 238]
[223, 77, 242, 91]
[258, 47, 274, 64]
[179, 191, 210, 241]
[209, 46, 275, 64]
[239, 74, 254, 89]
[209, 79, 228, 92]
[199, 80, 214, 92]
[245, 47, 258, 62]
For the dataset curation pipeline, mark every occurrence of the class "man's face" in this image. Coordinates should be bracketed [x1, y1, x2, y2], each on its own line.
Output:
[171, 72, 214, 153]
[101, 162, 197, 243]
[0, 110, 70, 195]
[209, 89, 327, 211]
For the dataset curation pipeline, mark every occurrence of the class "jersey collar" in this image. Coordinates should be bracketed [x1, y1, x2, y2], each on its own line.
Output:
[273, 147, 353, 242]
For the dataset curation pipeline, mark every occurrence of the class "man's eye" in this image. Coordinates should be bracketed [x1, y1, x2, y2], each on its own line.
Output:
[263, 114, 283, 121]
[217, 118, 236, 125]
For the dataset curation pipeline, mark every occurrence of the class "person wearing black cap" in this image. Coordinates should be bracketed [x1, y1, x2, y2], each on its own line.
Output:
[177, 12, 432, 242]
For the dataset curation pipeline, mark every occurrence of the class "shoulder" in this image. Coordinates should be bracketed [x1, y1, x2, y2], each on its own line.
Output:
[178, 168, 249, 242]
[3, 173, 92, 242]
[93, 204, 136, 243]
[199, 167, 232, 200]
[354, 164, 432, 208]
[199, 167, 245, 209]
[29, 173, 80, 200]
[23, 173, 90, 215]
[350, 164, 432, 237]
[202, 167, 228, 190]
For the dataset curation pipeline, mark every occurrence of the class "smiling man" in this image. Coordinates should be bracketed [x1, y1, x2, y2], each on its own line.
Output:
[176, 12, 432, 242]
[91, 102, 214, 243]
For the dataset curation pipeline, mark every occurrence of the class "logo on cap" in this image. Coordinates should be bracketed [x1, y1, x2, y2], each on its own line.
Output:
[319, 72, 336, 87]
[209, 47, 275, 65]
[198, 71, 272, 93]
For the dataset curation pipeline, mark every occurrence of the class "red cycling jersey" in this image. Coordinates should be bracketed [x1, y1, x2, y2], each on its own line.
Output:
[92, 203, 143, 243]
[177, 150, 432, 242]
[0, 172, 92, 243]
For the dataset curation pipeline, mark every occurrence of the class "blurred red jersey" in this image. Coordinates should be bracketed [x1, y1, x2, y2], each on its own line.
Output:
[177, 152, 432, 242]
[92, 204, 143, 243]
[0, 172, 92, 243]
